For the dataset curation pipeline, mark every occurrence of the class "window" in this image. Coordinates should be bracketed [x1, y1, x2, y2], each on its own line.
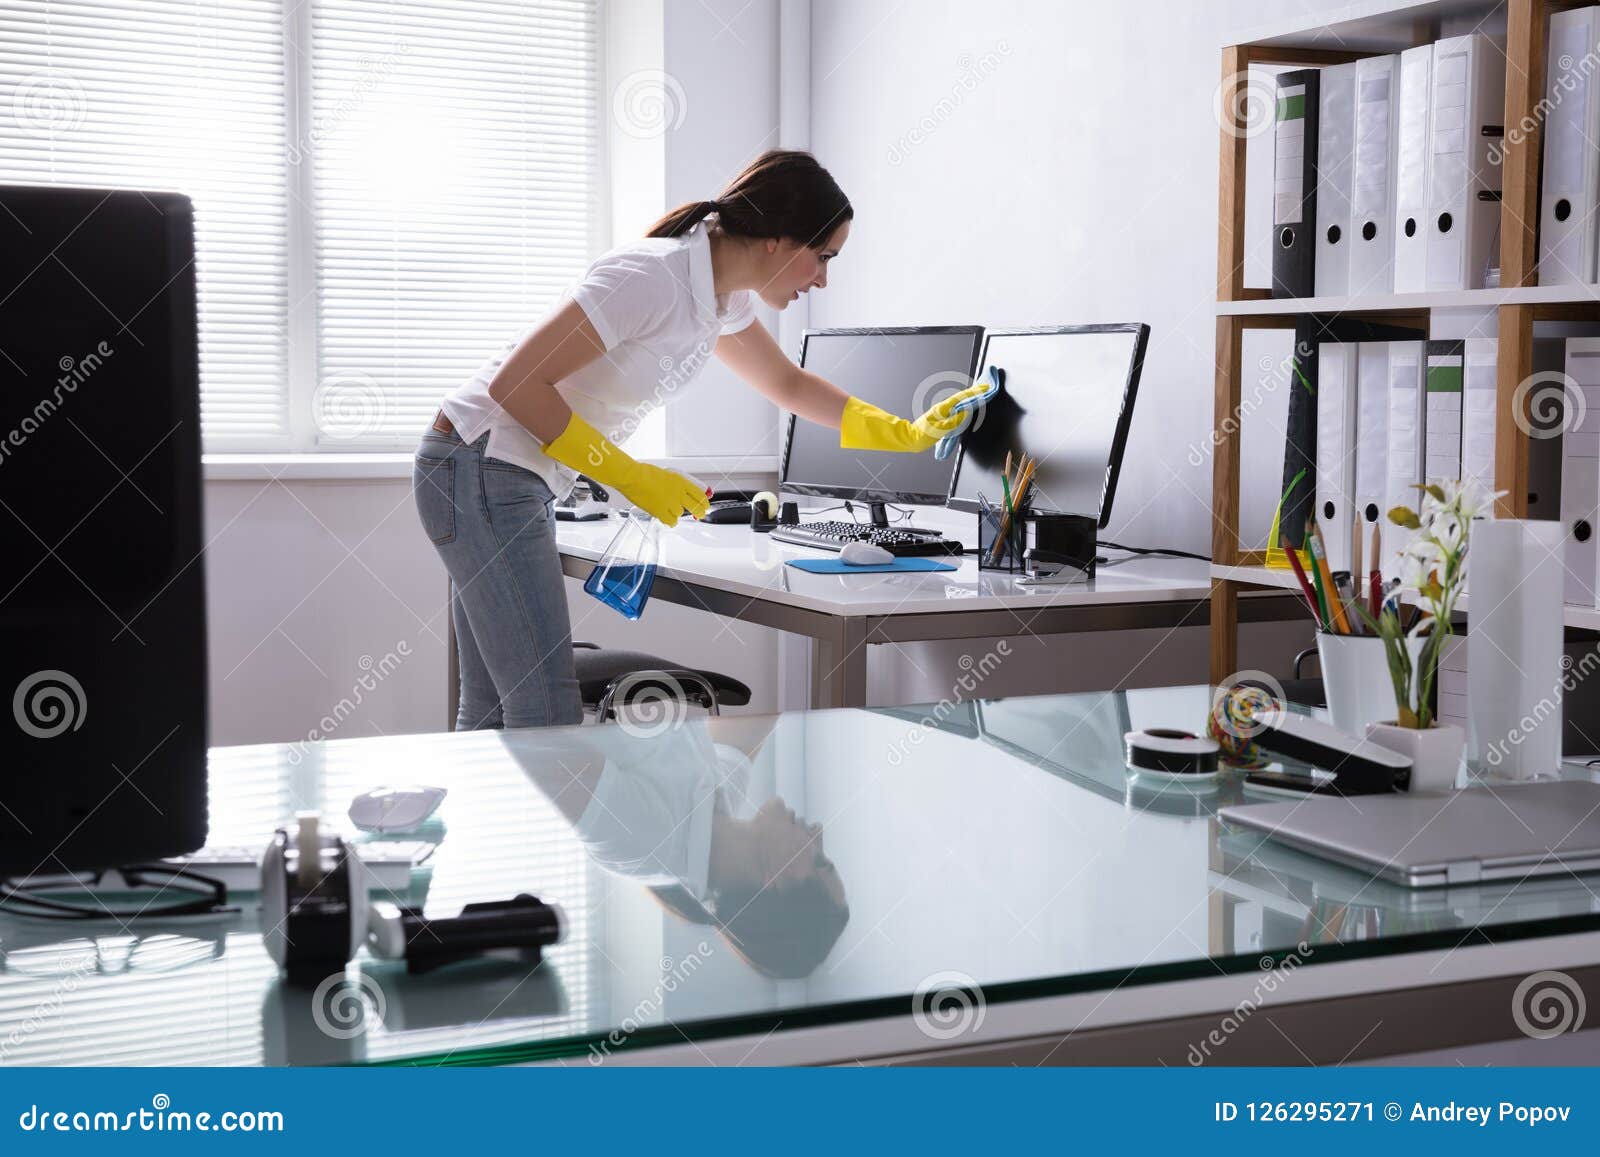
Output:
[0, 0, 603, 452]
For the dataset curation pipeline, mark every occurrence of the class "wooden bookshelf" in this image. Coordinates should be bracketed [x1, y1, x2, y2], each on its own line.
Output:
[1207, 0, 1598, 682]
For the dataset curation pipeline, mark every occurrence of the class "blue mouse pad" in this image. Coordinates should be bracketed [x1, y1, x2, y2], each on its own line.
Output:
[785, 557, 958, 574]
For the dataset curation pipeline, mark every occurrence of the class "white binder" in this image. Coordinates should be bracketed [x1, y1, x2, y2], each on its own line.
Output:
[1461, 338, 1499, 497]
[1349, 55, 1401, 296]
[1424, 33, 1506, 291]
[1562, 338, 1600, 607]
[1436, 634, 1469, 739]
[1384, 341, 1427, 583]
[1425, 341, 1464, 483]
[1539, 7, 1600, 285]
[1316, 341, 1358, 572]
[1393, 44, 1433, 293]
[1354, 343, 1390, 532]
[1315, 63, 1358, 297]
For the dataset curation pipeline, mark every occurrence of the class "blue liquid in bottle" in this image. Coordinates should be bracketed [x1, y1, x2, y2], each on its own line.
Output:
[584, 512, 659, 620]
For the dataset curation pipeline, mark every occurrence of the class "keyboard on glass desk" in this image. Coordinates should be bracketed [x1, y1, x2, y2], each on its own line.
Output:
[770, 520, 963, 557]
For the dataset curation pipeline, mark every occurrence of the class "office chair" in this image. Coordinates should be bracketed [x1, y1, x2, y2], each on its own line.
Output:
[1235, 648, 1325, 712]
[442, 611, 751, 729]
[1282, 646, 1326, 709]
[571, 641, 752, 722]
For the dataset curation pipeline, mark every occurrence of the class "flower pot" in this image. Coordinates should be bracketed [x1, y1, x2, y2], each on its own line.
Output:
[1316, 632, 1426, 736]
[1365, 721, 1465, 794]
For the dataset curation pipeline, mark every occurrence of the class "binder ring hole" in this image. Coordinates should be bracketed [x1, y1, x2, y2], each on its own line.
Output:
[1365, 503, 1379, 523]
[1556, 198, 1573, 222]
[1322, 501, 1336, 520]
[1279, 226, 1295, 249]
[1437, 211, 1453, 233]
[1578, 520, 1593, 544]
[1326, 224, 1342, 245]
[1361, 221, 1377, 241]
[1404, 217, 1417, 238]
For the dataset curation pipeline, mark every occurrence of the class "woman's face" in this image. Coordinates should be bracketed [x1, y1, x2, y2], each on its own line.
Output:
[745, 798, 847, 908]
[755, 220, 850, 310]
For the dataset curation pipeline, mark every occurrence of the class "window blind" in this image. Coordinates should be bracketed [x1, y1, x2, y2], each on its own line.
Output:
[308, 0, 602, 447]
[1, 0, 602, 452]
[0, 0, 292, 445]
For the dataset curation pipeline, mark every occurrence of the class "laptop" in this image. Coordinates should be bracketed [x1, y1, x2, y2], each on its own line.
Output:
[1218, 780, 1600, 887]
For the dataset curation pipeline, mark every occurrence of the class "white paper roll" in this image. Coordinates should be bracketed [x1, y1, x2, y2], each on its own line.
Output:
[1468, 519, 1565, 779]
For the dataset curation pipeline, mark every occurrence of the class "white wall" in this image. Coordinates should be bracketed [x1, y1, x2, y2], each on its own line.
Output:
[805, 0, 1327, 556]
[204, 475, 449, 746]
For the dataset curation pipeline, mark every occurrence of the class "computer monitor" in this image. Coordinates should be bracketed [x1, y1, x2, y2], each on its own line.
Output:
[947, 324, 1149, 528]
[0, 185, 209, 875]
[780, 326, 984, 512]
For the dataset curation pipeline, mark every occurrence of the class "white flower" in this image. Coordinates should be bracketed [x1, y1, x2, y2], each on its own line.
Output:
[1430, 510, 1463, 553]
[1397, 539, 1443, 591]
[1407, 610, 1437, 639]
[1458, 480, 1506, 521]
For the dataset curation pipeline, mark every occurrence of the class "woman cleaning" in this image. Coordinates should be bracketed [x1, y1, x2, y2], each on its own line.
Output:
[414, 149, 993, 730]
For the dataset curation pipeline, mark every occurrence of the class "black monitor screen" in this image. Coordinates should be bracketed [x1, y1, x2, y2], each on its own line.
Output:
[780, 327, 982, 504]
[948, 325, 1148, 526]
[0, 184, 209, 874]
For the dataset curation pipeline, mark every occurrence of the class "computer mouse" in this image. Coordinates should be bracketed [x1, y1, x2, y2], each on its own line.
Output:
[838, 541, 894, 566]
[348, 785, 448, 833]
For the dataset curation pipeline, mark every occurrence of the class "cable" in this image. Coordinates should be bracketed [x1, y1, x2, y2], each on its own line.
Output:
[842, 501, 917, 525]
[1100, 539, 1211, 562]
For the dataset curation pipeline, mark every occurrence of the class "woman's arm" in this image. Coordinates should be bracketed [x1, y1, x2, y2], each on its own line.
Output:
[715, 319, 848, 429]
[485, 299, 608, 443]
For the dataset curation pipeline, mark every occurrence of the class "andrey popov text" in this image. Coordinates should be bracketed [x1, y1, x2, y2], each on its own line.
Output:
[1214, 1101, 1573, 1126]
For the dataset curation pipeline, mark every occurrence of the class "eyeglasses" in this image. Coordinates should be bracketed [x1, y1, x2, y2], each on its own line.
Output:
[0, 864, 237, 922]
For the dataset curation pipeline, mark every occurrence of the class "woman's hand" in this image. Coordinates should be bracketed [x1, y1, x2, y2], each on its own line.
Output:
[840, 378, 999, 453]
[543, 412, 710, 526]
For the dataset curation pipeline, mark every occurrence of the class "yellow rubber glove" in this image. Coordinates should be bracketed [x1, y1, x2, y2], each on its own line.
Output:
[543, 412, 709, 526]
[839, 379, 997, 453]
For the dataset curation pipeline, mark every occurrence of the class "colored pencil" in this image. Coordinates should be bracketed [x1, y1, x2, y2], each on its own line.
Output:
[1281, 533, 1323, 625]
[1014, 456, 1037, 511]
[1368, 521, 1382, 618]
[1305, 528, 1333, 631]
[990, 455, 1037, 565]
[1351, 511, 1364, 593]
[1308, 518, 1350, 634]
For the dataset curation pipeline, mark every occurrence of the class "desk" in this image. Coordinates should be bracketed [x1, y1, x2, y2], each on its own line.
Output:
[4, 686, 1597, 1066]
[553, 516, 1299, 708]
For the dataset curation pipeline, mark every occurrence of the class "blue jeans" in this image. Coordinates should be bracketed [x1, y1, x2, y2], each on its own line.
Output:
[413, 428, 584, 730]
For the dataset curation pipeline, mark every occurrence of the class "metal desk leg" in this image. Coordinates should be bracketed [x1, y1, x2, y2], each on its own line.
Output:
[810, 617, 869, 709]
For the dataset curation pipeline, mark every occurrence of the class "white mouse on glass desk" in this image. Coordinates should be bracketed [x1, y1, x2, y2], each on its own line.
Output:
[838, 542, 894, 566]
[348, 785, 447, 833]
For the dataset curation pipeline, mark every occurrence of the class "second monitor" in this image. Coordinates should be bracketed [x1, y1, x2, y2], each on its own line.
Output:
[947, 324, 1149, 526]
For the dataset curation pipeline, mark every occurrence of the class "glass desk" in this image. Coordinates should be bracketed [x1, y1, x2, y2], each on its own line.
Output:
[2, 686, 1597, 1067]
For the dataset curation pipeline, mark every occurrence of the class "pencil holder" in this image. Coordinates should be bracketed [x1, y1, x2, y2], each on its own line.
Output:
[1316, 631, 1425, 736]
[977, 506, 1026, 573]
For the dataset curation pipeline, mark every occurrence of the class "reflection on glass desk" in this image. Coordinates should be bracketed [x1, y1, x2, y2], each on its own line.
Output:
[2, 686, 1598, 1066]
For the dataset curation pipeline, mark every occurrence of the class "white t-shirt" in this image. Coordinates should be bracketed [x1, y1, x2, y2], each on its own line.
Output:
[440, 221, 758, 498]
[572, 740, 755, 901]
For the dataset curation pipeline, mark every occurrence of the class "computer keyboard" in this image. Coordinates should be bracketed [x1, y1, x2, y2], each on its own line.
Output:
[159, 841, 435, 894]
[770, 520, 964, 557]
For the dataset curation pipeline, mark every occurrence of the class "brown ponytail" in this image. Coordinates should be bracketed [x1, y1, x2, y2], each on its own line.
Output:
[645, 150, 852, 249]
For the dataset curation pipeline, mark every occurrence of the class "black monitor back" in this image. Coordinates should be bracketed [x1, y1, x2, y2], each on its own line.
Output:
[0, 185, 208, 875]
